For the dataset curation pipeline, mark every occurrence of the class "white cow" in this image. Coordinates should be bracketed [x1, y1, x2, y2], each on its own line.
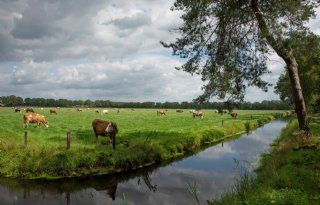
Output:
[102, 109, 109, 114]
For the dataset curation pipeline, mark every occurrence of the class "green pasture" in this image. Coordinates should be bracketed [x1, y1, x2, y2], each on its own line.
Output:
[0, 107, 287, 178]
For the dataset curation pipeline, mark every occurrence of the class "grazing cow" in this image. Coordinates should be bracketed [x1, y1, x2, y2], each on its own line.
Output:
[26, 107, 34, 113]
[230, 112, 238, 118]
[193, 111, 204, 119]
[131, 108, 135, 111]
[157, 110, 166, 116]
[92, 119, 118, 149]
[95, 109, 100, 114]
[102, 109, 109, 114]
[15, 108, 21, 113]
[23, 113, 49, 128]
[76, 108, 82, 112]
[176, 109, 183, 113]
[50, 108, 58, 114]
[189, 109, 196, 113]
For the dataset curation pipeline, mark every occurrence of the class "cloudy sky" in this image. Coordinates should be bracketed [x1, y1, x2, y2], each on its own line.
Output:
[0, 0, 319, 102]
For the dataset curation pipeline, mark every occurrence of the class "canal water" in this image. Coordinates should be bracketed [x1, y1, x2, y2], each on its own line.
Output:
[0, 119, 287, 205]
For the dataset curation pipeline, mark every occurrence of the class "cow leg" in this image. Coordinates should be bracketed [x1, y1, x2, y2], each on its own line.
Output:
[96, 135, 99, 144]
[108, 135, 112, 146]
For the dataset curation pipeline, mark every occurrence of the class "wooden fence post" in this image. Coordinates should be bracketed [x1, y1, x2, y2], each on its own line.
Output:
[24, 131, 27, 147]
[67, 131, 70, 150]
[113, 134, 116, 149]
[221, 120, 224, 126]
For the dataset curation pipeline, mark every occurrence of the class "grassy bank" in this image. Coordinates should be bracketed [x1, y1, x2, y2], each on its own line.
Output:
[213, 114, 320, 205]
[0, 108, 287, 179]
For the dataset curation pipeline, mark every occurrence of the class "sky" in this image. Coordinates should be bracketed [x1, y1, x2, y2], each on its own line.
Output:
[0, 0, 319, 103]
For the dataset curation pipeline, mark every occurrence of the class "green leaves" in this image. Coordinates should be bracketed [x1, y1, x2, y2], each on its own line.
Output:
[162, 0, 319, 103]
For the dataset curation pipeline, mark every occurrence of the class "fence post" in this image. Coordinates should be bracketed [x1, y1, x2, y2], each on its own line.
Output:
[24, 131, 28, 147]
[221, 120, 224, 126]
[113, 134, 116, 149]
[67, 130, 70, 150]
[251, 115, 253, 120]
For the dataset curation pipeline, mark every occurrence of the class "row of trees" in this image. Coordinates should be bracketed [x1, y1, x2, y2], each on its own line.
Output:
[0, 95, 290, 110]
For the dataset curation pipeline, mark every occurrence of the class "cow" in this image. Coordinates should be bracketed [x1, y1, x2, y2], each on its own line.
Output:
[15, 108, 21, 113]
[92, 119, 118, 149]
[157, 110, 166, 116]
[176, 109, 183, 113]
[95, 109, 100, 114]
[50, 108, 58, 114]
[193, 111, 204, 119]
[76, 108, 82, 112]
[189, 109, 196, 113]
[217, 108, 223, 115]
[102, 109, 109, 114]
[230, 112, 238, 118]
[26, 107, 34, 113]
[23, 113, 49, 128]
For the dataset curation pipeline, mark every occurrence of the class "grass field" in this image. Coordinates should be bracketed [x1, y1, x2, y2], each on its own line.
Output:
[0, 107, 287, 179]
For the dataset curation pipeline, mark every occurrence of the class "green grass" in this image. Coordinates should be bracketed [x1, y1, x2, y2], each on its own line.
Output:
[0, 107, 286, 179]
[212, 114, 320, 205]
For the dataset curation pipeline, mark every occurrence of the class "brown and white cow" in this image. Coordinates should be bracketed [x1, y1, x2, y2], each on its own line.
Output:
[76, 108, 82, 112]
[23, 113, 49, 128]
[92, 119, 118, 149]
[193, 111, 204, 119]
[176, 109, 183, 113]
[50, 108, 58, 114]
[157, 110, 166, 116]
[230, 112, 238, 118]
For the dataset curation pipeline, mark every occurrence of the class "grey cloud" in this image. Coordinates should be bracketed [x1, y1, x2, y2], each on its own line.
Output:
[105, 12, 152, 30]
[0, 0, 317, 102]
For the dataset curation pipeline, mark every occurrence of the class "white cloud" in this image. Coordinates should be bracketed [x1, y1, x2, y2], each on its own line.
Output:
[0, 0, 318, 102]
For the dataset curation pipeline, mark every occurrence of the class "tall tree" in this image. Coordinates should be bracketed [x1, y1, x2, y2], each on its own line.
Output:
[275, 33, 320, 113]
[162, 0, 319, 133]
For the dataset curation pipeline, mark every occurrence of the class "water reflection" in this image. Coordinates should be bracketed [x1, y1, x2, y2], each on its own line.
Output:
[0, 120, 287, 205]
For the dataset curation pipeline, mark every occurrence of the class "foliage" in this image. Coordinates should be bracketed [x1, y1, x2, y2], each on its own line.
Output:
[0, 95, 290, 110]
[275, 33, 320, 113]
[0, 107, 284, 178]
[162, 0, 319, 103]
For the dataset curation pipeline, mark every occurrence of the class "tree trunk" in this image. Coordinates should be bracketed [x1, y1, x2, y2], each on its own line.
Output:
[285, 56, 309, 132]
[250, 0, 310, 133]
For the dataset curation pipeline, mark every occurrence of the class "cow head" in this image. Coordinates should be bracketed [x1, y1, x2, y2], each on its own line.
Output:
[105, 123, 114, 133]
[44, 121, 49, 128]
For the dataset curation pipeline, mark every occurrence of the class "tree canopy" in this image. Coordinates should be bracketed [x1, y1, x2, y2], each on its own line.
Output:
[275, 33, 320, 113]
[162, 0, 320, 131]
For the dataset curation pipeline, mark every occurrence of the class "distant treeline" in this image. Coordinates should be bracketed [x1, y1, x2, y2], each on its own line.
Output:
[0, 95, 290, 110]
